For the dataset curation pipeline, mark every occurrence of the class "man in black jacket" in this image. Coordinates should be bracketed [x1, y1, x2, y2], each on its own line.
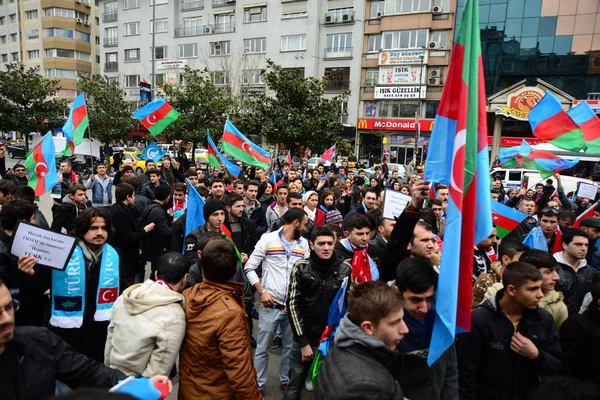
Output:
[109, 183, 155, 287]
[225, 193, 258, 262]
[315, 281, 408, 399]
[140, 185, 173, 277]
[123, 176, 150, 225]
[51, 182, 88, 234]
[243, 179, 268, 235]
[182, 199, 226, 265]
[554, 228, 592, 315]
[368, 214, 395, 264]
[456, 262, 561, 400]
[285, 226, 351, 399]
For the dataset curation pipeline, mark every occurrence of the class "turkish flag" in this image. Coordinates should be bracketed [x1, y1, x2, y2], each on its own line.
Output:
[98, 287, 118, 304]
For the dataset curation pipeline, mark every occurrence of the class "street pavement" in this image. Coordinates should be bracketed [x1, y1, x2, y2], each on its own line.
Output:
[5, 157, 312, 400]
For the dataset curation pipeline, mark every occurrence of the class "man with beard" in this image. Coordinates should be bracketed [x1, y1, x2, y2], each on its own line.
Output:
[244, 208, 310, 392]
[285, 226, 352, 399]
[8, 164, 27, 186]
[243, 179, 268, 235]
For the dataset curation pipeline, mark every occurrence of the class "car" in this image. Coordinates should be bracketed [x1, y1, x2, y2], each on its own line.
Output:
[6, 143, 26, 159]
[364, 163, 408, 182]
[278, 155, 301, 169]
[109, 153, 148, 174]
[306, 157, 331, 171]
[185, 148, 209, 161]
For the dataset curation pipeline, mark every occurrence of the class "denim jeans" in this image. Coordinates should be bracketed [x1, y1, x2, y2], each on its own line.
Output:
[283, 340, 312, 400]
[254, 305, 293, 390]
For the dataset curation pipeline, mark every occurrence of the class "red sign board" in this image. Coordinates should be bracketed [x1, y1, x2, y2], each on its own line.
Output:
[486, 137, 543, 146]
[357, 118, 435, 131]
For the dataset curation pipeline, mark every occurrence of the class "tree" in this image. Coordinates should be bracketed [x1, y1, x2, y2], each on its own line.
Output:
[159, 66, 236, 152]
[78, 74, 134, 151]
[336, 139, 353, 157]
[0, 63, 66, 151]
[239, 60, 348, 154]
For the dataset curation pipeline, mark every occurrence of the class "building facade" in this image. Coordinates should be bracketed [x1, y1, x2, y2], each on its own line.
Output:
[99, 0, 365, 145]
[356, 0, 455, 165]
[0, 0, 101, 98]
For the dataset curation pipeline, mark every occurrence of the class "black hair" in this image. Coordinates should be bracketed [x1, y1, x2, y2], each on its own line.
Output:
[234, 179, 245, 187]
[60, 159, 72, 167]
[502, 262, 542, 288]
[147, 168, 159, 177]
[68, 182, 86, 195]
[154, 185, 171, 201]
[73, 207, 112, 239]
[156, 252, 190, 284]
[363, 188, 377, 198]
[244, 179, 260, 190]
[200, 178, 211, 187]
[281, 207, 307, 225]
[395, 258, 438, 293]
[311, 225, 335, 242]
[276, 183, 289, 192]
[172, 182, 187, 193]
[559, 210, 576, 221]
[519, 249, 557, 270]
[196, 231, 222, 251]
[225, 193, 244, 207]
[184, 170, 196, 179]
[0, 179, 16, 196]
[123, 176, 140, 191]
[12, 185, 35, 203]
[115, 183, 135, 203]
[498, 240, 529, 260]
[201, 238, 238, 281]
[122, 165, 134, 173]
[286, 192, 302, 203]
[344, 213, 371, 233]
[211, 178, 224, 187]
[429, 199, 442, 207]
[409, 221, 433, 244]
[562, 228, 589, 245]
[0, 200, 35, 230]
[145, 159, 155, 167]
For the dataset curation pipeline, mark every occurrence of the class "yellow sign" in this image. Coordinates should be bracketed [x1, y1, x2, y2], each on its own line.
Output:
[495, 87, 545, 121]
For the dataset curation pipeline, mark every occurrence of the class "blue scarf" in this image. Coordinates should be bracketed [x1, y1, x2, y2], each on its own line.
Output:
[50, 243, 120, 328]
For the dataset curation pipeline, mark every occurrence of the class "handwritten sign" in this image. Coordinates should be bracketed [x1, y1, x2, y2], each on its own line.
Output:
[382, 189, 412, 220]
[577, 182, 598, 200]
[11, 222, 77, 271]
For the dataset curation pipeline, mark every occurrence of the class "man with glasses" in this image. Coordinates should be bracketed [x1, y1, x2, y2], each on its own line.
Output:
[9, 164, 28, 186]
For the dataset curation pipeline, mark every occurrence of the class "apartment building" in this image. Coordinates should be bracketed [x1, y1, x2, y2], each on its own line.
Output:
[357, 0, 456, 163]
[99, 0, 364, 142]
[0, 0, 101, 98]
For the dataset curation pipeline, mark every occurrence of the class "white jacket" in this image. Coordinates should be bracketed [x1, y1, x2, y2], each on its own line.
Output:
[104, 280, 186, 377]
[244, 228, 310, 304]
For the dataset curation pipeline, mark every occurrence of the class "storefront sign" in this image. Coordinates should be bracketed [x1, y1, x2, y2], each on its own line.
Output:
[156, 59, 188, 70]
[379, 50, 428, 66]
[574, 99, 600, 114]
[495, 87, 545, 121]
[389, 135, 430, 146]
[379, 66, 424, 85]
[357, 118, 434, 131]
[486, 136, 543, 146]
[374, 86, 427, 99]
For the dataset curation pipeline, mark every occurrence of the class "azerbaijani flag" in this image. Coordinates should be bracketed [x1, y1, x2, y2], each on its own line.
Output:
[220, 224, 243, 264]
[427, 183, 437, 204]
[423, 0, 492, 366]
[221, 120, 270, 169]
[286, 151, 292, 166]
[491, 200, 527, 239]
[206, 131, 241, 179]
[498, 140, 579, 179]
[573, 200, 600, 228]
[321, 144, 336, 162]
[25, 132, 58, 197]
[132, 97, 180, 137]
[62, 94, 88, 156]
[529, 92, 585, 152]
[567, 101, 600, 154]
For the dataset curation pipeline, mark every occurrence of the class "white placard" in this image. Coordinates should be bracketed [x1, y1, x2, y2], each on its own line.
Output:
[11, 222, 77, 271]
[382, 190, 412, 220]
[156, 59, 188, 70]
[577, 182, 598, 200]
[374, 86, 427, 99]
[379, 66, 424, 85]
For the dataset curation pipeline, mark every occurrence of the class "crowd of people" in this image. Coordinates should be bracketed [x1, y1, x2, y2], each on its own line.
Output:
[0, 147, 600, 400]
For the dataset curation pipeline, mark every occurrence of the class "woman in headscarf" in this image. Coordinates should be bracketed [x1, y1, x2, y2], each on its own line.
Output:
[303, 190, 326, 227]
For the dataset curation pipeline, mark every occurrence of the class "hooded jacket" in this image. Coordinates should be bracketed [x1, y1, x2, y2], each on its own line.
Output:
[314, 315, 404, 400]
[104, 280, 186, 377]
[456, 290, 561, 400]
[178, 280, 261, 400]
[554, 252, 593, 315]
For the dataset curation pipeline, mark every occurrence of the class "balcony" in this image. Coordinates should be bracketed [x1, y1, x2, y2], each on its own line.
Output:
[104, 62, 118, 72]
[324, 10, 355, 25]
[213, 0, 235, 6]
[326, 80, 350, 92]
[181, 0, 203, 10]
[102, 12, 117, 23]
[324, 47, 352, 59]
[103, 38, 118, 47]
[174, 23, 235, 37]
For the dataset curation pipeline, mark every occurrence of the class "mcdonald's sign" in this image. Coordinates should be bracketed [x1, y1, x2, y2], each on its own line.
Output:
[357, 118, 435, 131]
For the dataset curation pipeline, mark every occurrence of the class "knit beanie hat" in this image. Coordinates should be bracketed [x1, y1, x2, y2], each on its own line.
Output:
[325, 209, 343, 225]
[203, 199, 226, 220]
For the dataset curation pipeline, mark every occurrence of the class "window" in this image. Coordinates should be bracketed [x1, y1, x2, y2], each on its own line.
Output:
[10, 34, 17, 42]
[326, 33, 352, 56]
[45, 69, 78, 79]
[124, 22, 140, 36]
[25, 10, 38, 19]
[74, 31, 91, 42]
[152, 46, 167, 60]
[379, 100, 419, 118]
[183, 17, 201, 35]
[104, 1, 117, 12]
[325, 7, 355, 23]
[0, 17, 4, 26]
[104, 27, 118, 45]
[125, 48, 140, 61]
[244, 6, 267, 23]
[282, 11, 306, 19]
[243, 69, 264, 84]
[1, 54, 7, 63]
[0, 36, 5, 44]
[45, 28, 74, 39]
[382, 29, 428, 49]
[370, 1, 384, 18]
[367, 34, 381, 52]
[365, 68, 378, 86]
[155, 73, 165, 85]
[9, 14, 16, 23]
[27, 29, 39, 39]
[425, 100, 439, 118]
[10, 53, 17, 62]
[210, 40, 231, 56]
[215, 14, 234, 32]
[210, 71, 230, 85]
[280, 34, 306, 51]
[324, 67, 350, 91]
[46, 49, 91, 60]
[28, 50, 39, 59]
[385, 0, 430, 15]
[243, 37, 265, 54]
[125, 75, 139, 87]
[106, 77, 119, 85]
[151, 19, 168, 33]
[430, 30, 447, 48]
[179, 43, 197, 58]
[123, 0, 139, 9]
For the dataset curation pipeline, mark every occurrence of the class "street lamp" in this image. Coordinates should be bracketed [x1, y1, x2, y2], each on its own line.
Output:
[413, 52, 425, 164]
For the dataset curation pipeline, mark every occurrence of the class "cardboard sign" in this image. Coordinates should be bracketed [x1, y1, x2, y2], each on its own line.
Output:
[11, 222, 77, 271]
[577, 182, 598, 200]
[382, 189, 412, 220]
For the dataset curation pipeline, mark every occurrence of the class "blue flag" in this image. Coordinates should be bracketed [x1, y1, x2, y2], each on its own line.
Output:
[522, 226, 548, 251]
[269, 171, 276, 184]
[183, 179, 205, 253]
[141, 142, 167, 163]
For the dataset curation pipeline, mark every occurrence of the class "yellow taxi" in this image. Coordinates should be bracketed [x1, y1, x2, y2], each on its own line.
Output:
[109, 152, 148, 174]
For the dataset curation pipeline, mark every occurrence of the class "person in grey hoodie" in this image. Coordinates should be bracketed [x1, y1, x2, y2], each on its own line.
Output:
[315, 281, 408, 400]
[104, 252, 188, 377]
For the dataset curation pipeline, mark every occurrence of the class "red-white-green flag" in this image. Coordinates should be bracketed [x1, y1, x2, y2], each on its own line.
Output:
[423, 0, 492, 365]
[62, 94, 88, 156]
[132, 97, 180, 137]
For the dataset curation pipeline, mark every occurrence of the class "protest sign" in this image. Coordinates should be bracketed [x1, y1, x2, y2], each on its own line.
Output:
[382, 189, 412, 219]
[577, 182, 598, 200]
[11, 222, 77, 271]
